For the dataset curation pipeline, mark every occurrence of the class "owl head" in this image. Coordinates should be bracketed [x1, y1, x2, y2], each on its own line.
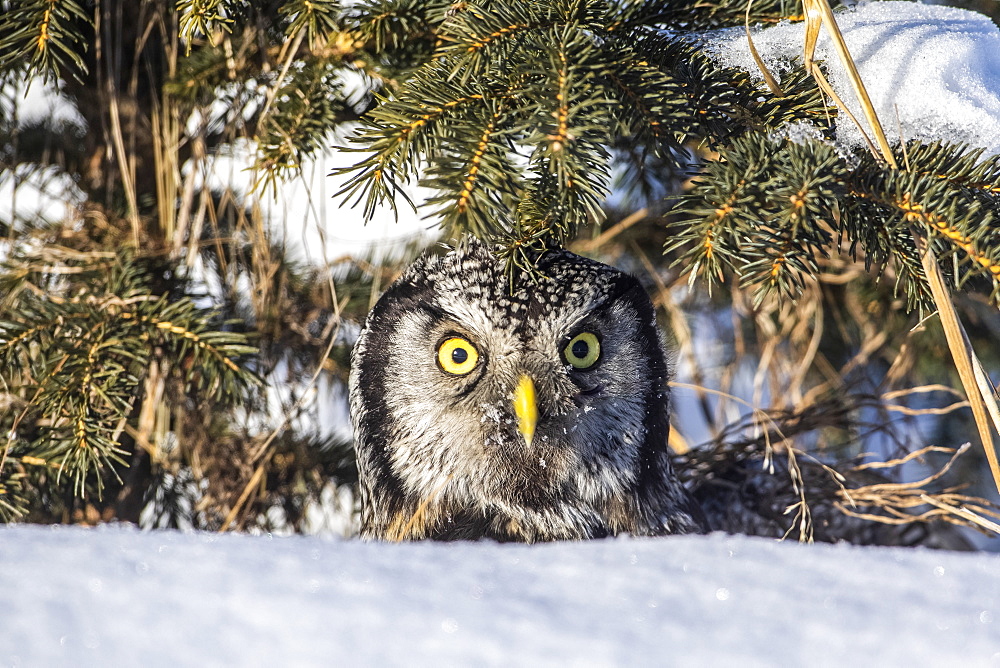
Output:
[350, 238, 705, 541]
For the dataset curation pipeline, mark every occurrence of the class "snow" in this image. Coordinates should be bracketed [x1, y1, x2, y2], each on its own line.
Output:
[2, 78, 87, 130]
[0, 165, 84, 230]
[707, 2, 1000, 155]
[1, 80, 88, 232]
[3, 526, 999, 666]
[199, 139, 438, 268]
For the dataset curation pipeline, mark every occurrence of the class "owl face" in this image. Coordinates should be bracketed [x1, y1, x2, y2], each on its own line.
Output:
[350, 239, 704, 541]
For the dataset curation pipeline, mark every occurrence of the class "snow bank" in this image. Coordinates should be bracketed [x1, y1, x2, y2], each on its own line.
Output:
[708, 2, 1000, 155]
[3, 526, 998, 666]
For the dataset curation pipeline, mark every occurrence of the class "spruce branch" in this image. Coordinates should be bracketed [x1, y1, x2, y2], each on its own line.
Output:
[423, 103, 514, 237]
[254, 58, 360, 190]
[434, 0, 565, 81]
[338, 0, 831, 256]
[279, 0, 342, 49]
[626, 0, 801, 30]
[336, 62, 514, 219]
[674, 134, 1000, 307]
[176, 0, 236, 50]
[0, 248, 259, 503]
[0, 0, 91, 82]
[165, 40, 234, 103]
[350, 0, 447, 60]
[0, 468, 29, 521]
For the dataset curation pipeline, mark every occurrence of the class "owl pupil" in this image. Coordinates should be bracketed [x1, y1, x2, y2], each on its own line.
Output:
[452, 348, 469, 364]
[572, 340, 589, 359]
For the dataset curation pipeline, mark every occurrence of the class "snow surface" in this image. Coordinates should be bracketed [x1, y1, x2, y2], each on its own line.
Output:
[3, 525, 999, 666]
[708, 2, 1000, 155]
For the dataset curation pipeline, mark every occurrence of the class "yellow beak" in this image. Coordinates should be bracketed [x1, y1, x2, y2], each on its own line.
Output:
[513, 375, 538, 447]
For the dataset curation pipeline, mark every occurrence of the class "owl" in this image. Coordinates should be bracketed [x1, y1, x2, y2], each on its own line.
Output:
[349, 237, 707, 542]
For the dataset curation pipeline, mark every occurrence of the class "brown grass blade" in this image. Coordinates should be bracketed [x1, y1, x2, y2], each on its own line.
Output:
[917, 235, 1000, 494]
[919, 494, 1000, 535]
[744, 0, 784, 96]
[802, 0, 897, 167]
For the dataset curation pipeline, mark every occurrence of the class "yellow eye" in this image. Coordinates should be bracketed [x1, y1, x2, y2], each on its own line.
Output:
[437, 337, 480, 375]
[563, 331, 601, 369]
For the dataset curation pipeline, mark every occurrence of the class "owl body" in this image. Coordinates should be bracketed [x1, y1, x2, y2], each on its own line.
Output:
[350, 238, 705, 541]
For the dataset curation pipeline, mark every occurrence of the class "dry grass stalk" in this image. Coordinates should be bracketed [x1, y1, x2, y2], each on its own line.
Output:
[801, 0, 896, 165]
[218, 233, 347, 531]
[916, 234, 1000, 493]
[635, 243, 721, 441]
[744, 0, 1000, 493]
[919, 495, 1000, 535]
[835, 445, 1000, 536]
[664, 269, 995, 542]
[573, 207, 649, 253]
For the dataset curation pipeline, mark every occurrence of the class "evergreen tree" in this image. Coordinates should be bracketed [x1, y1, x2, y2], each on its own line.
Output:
[0, 0, 372, 527]
[1, 0, 998, 541]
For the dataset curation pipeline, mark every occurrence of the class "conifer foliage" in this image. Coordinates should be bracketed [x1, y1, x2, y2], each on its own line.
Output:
[0, 0, 369, 525]
[341, 0, 830, 268]
[1, 0, 999, 536]
[341, 0, 1000, 307]
[675, 135, 1000, 307]
[0, 239, 257, 519]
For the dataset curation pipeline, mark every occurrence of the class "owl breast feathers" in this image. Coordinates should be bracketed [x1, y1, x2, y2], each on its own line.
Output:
[349, 238, 707, 542]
